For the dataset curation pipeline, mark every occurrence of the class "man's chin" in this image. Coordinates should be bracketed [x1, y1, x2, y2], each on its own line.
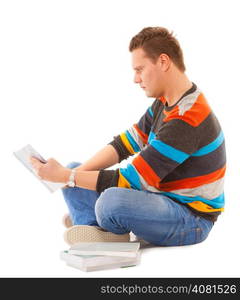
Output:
[144, 90, 154, 98]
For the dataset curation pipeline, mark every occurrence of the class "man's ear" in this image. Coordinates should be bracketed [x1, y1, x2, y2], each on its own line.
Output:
[158, 53, 171, 71]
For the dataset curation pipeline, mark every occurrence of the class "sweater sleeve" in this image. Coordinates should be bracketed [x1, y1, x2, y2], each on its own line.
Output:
[96, 117, 198, 193]
[107, 100, 158, 163]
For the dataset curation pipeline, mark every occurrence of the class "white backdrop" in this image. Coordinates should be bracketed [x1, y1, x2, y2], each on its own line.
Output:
[0, 0, 239, 277]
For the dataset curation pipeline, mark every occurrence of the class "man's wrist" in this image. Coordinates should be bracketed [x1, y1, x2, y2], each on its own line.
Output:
[61, 168, 72, 184]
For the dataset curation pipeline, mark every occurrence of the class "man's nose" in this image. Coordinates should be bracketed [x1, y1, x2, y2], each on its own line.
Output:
[134, 73, 141, 84]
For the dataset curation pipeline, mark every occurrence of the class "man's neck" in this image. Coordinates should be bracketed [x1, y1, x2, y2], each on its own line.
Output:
[163, 73, 193, 107]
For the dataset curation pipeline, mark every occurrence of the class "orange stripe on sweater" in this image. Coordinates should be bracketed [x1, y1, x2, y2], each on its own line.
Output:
[163, 93, 211, 127]
[163, 105, 179, 119]
[158, 166, 226, 191]
[187, 201, 224, 213]
[132, 155, 161, 187]
[158, 96, 167, 104]
[133, 124, 148, 145]
[118, 172, 131, 188]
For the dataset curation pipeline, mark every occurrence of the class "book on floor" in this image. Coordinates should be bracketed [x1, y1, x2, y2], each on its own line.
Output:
[68, 242, 140, 257]
[13, 144, 66, 193]
[60, 250, 141, 272]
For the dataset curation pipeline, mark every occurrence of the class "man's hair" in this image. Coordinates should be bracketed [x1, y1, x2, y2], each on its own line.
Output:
[129, 27, 186, 72]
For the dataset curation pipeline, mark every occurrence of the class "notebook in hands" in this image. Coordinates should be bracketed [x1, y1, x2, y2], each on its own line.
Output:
[13, 144, 66, 193]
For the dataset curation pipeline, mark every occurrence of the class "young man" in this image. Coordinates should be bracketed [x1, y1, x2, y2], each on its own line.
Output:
[30, 27, 226, 246]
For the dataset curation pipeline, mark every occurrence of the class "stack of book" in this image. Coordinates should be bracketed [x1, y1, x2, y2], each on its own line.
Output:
[60, 242, 141, 272]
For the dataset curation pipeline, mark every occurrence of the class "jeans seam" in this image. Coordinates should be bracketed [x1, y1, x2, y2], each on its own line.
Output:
[196, 227, 202, 243]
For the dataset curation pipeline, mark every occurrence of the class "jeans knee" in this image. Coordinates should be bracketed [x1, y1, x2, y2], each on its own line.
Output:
[95, 188, 129, 234]
[66, 161, 81, 169]
[95, 188, 121, 227]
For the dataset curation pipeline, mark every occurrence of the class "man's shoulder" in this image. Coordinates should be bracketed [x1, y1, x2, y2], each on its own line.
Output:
[163, 90, 212, 127]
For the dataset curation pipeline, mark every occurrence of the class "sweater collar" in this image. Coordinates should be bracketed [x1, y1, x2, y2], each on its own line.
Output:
[159, 82, 197, 111]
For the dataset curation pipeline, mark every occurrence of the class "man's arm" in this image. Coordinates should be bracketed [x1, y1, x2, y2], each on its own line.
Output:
[61, 144, 119, 190]
[74, 144, 120, 171]
[62, 169, 100, 191]
[68, 100, 157, 188]
[96, 118, 200, 194]
[64, 101, 158, 189]
[31, 100, 158, 191]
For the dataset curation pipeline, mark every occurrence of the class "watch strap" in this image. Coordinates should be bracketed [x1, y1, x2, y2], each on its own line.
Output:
[67, 168, 77, 187]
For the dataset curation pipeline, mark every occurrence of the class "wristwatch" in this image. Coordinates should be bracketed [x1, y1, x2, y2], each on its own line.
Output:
[67, 168, 77, 187]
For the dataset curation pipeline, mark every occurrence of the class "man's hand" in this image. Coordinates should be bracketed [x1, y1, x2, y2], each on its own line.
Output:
[29, 156, 70, 183]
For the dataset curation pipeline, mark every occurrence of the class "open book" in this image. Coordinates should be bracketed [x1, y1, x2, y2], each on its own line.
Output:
[13, 144, 66, 193]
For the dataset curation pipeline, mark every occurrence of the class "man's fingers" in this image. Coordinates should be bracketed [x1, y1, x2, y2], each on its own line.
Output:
[29, 156, 42, 171]
[30, 156, 43, 165]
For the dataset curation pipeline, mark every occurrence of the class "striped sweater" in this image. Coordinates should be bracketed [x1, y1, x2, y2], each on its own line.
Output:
[96, 83, 226, 222]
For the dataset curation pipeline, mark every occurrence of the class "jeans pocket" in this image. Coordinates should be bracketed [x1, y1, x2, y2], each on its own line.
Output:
[179, 226, 203, 246]
[180, 216, 214, 246]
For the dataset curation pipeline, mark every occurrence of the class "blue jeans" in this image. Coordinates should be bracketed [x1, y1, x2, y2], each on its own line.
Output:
[61, 162, 214, 246]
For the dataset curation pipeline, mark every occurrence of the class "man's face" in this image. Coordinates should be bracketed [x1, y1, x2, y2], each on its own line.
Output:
[131, 48, 165, 98]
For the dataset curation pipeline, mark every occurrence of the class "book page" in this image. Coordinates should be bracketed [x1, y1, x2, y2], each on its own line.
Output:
[13, 144, 66, 193]
[60, 251, 141, 272]
[68, 242, 140, 257]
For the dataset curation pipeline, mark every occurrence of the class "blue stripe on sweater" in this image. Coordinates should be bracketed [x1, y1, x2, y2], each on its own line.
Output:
[192, 131, 224, 157]
[148, 107, 153, 118]
[150, 139, 189, 164]
[162, 191, 225, 209]
[148, 131, 156, 144]
[125, 130, 141, 153]
[119, 164, 141, 190]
